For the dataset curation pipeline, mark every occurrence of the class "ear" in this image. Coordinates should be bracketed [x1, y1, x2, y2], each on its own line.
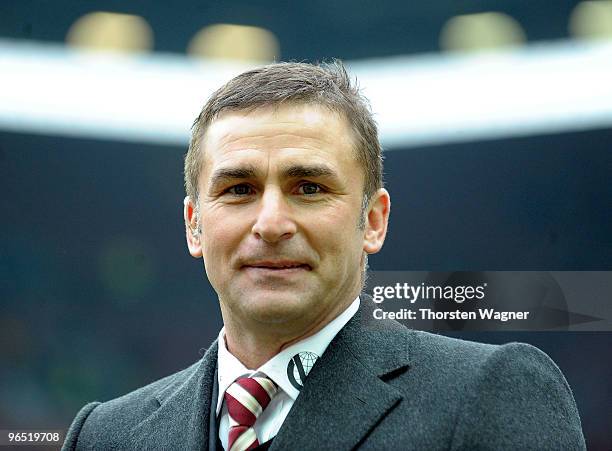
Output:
[184, 196, 202, 258]
[363, 188, 390, 254]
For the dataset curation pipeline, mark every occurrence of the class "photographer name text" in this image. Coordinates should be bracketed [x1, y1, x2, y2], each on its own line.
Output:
[373, 308, 530, 322]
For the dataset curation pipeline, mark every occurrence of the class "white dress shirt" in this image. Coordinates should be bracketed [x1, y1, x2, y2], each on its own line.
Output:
[216, 296, 360, 450]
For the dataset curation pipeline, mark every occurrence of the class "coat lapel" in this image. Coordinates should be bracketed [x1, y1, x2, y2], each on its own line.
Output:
[271, 298, 411, 450]
[124, 341, 218, 450]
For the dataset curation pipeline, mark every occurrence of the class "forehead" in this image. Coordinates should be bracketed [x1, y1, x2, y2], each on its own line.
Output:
[199, 103, 358, 173]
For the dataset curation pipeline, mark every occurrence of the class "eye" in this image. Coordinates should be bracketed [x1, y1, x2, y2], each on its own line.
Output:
[298, 182, 322, 195]
[227, 184, 253, 196]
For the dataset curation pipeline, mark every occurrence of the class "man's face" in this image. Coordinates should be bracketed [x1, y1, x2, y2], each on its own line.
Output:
[184, 103, 389, 334]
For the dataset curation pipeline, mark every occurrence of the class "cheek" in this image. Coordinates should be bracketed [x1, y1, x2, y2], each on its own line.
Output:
[200, 220, 245, 290]
[200, 213, 245, 261]
[311, 210, 363, 260]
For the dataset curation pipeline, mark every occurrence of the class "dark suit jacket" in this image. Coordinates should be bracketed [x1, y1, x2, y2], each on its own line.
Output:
[62, 297, 586, 450]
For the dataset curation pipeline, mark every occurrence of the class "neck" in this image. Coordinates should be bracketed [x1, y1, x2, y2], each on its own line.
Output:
[221, 297, 354, 369]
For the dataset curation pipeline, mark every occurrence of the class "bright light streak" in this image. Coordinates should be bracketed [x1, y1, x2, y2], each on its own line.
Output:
[1, 38, 612, 148]
[352, 41, 612, 148]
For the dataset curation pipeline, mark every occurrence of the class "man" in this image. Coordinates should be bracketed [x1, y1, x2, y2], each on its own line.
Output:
[63, 61, 586, 450]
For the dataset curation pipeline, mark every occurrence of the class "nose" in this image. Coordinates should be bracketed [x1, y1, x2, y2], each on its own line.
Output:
[251, 187, 297, 243]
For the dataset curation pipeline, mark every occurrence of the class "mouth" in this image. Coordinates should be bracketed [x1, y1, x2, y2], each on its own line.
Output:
[241, 261, 312, 271]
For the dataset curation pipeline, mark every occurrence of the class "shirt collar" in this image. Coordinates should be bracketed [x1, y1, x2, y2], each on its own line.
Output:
[216, 296, 360, 415]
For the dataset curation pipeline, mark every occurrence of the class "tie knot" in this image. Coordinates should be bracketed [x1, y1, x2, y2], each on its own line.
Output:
[224, 376, 278, 427]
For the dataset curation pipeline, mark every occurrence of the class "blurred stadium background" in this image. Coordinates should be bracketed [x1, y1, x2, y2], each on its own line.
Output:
[1, 1, 611, 449]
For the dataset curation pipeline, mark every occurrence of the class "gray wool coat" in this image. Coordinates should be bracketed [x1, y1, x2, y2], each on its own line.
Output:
[62, 296, 586, 450]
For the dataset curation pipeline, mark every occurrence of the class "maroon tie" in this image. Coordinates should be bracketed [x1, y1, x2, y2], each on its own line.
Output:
[224, 376, 278, 451]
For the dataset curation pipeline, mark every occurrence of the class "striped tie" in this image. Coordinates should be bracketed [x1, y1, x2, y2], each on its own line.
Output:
[224, 376, 278, 451]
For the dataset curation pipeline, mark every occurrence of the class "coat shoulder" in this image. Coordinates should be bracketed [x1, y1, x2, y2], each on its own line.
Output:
[379, 328, 585, 449]
[62, 358, 204, 450]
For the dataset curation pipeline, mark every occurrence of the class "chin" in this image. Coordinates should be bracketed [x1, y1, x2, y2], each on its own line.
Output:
[239, 291, 310, 325]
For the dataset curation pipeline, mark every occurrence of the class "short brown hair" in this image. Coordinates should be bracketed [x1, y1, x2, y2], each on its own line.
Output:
[184, 60, 383, 204]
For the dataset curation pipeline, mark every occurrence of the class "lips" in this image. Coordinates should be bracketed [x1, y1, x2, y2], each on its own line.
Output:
[242, 261, 312, 270]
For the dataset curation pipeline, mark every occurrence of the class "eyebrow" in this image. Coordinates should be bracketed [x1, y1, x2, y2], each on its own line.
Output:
[281, 164, 336, 179]
[208, 163, 339, 192]
[209, 165, 259, 190]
